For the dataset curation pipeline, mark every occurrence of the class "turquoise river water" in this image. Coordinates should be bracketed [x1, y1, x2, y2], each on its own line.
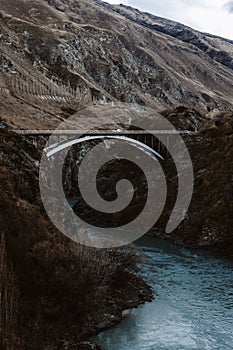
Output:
[92, 237, 233, 350]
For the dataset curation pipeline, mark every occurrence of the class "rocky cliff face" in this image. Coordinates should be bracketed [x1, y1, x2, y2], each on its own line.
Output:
[1, 0, 233, 131]
[154, 109, 233, 256]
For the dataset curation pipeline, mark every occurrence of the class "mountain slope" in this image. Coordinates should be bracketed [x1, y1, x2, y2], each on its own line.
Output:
[111, 3, 233, 71]
[1, 0, 233, 129]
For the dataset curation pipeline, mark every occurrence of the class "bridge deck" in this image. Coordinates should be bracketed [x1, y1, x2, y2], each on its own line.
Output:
[14, 129, 197, 136]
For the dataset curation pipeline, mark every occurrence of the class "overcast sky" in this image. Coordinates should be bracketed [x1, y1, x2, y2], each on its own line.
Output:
[104, 0, 233, 39]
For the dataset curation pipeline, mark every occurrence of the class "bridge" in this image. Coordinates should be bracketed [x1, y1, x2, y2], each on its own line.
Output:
[15, 129, 197, 161]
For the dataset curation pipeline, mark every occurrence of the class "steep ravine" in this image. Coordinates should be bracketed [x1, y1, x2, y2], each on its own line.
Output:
[1, 105, 232, 349]
[66, 106, 233, 256]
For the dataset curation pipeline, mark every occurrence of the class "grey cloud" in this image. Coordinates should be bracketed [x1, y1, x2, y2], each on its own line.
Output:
[119, 1, 211, 20]
[122, 0, 191, 19]
[110, 1, 233, 39]
[224, 1, 233, 13]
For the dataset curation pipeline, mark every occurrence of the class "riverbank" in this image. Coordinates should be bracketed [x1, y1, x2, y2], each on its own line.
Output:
[0, 128, 153, 350]
[52, 272, 152, 350]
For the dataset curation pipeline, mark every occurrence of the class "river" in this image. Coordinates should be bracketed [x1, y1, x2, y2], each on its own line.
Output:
[92, 237, 233, 350]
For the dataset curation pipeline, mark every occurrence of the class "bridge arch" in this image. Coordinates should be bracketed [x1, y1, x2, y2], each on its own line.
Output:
[45, 135, 164, 160]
